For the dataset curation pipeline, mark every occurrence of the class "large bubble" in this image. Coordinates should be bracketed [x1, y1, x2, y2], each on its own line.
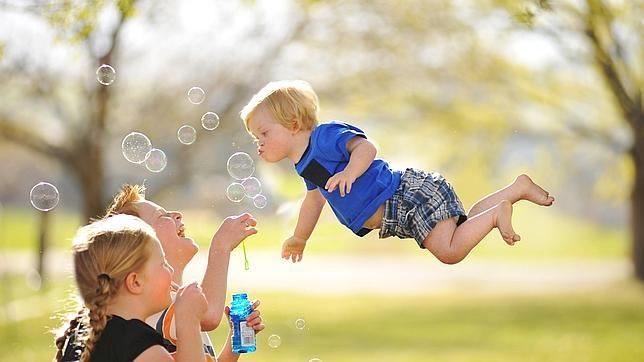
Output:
[145, 148, 167, 172]
[187, 87, 205, 105]
[30, 182, 59, 211]
[96, 64, 116, 85]
[227, 152, 255, 180]
[201, 112, 220, 130]
[177, 125, 197, 145]
[122, 132, 152, 164]
[226, 183, 245, 203]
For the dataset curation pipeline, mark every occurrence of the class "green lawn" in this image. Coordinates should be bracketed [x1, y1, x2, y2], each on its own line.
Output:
[0, 204, 629, 260]
[1, 274, 643, 362]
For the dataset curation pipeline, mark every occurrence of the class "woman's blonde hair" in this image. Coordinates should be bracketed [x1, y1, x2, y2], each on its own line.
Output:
[240, 80, 319, 133]
[56, 214, 158, 362]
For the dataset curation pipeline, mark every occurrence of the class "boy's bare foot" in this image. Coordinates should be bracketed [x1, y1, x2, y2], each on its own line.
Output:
[515, 174, 555, 206]
[494, 200, 521, 246]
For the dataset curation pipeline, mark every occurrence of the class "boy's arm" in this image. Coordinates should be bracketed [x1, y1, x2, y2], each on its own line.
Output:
[201, 214, 257, 331]
[325, 137, 377, 196]
[282, 188, 326, 262]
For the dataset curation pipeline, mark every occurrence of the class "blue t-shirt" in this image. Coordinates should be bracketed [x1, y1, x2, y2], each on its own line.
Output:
[294, 121, 401, 236]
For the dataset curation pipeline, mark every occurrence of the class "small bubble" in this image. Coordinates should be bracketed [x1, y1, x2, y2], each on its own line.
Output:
[227, 152, 255, 180]
[187, 87, 205, 104]
[122, 132, 152, 164]
[226, 183, 245, 203]
[29, 182, 59, 211]
[145, 148, 167, 172]
[267, 334, 281, 349]
[295, 318, 306, 330]
[242, 177, 262, 198]
[201, 112, 220, 130]
[177, 125, 197, 145]
[253, 194, 267, 209]
[96, 64, 116, 85]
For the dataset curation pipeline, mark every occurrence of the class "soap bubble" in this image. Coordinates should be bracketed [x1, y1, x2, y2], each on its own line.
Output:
[227, 152, 254, 180]
[122, 132, 152, 164]
[267, 335, 281, 349]
[96, 64, 116, 85]
[29, 182, 59, 211]
[177, 125, 197, 145]
[309, 358, 322, 362]
[242, 177, 262, 198]
[187, 87, 205, 104]
[226, 183, 245, 203]
[253, 194, 267, 209]
[295, 318, 306, 330]
[145, 148, 167, 172]
[201, 112, 220, 130]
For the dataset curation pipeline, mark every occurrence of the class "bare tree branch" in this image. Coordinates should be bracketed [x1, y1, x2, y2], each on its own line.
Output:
[0, 117, 72, 162]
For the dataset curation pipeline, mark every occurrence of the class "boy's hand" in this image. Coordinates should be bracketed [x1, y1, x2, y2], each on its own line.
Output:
[325, 170, 356, 197]
[174, 282, 208, 323]
[281, 235, 307, 263]
[224, 299, 265, 334]
[211, 213, 258, 252]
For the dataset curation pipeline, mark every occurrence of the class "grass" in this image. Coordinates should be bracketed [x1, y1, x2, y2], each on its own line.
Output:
[0, 204, 629, 261]
[1, 274, 643, 362]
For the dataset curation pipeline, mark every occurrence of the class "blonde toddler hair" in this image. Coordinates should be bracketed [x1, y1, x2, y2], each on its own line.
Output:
[56, 214, 158, 362]
[240, 80, 319, 133]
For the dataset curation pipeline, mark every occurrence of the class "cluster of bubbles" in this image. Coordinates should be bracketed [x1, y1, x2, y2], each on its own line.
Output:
[29, 182, 60, 211]
[121, 132, 167, 172]
[176, 111, 220, 146]
[267, 318, 321, 361]
[226, 152, 267, 209]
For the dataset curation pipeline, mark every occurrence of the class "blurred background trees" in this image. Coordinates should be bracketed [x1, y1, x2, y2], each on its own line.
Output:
[0, 0, 641, 279]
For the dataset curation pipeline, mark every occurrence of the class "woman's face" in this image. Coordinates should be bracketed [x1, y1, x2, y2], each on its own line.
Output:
[134, 200, 198, 268]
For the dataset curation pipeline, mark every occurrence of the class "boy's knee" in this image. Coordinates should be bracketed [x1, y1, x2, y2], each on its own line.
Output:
[437, 253, 464, 265]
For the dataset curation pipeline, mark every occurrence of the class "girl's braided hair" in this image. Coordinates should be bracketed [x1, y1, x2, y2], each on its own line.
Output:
[56, 214, 157, 361]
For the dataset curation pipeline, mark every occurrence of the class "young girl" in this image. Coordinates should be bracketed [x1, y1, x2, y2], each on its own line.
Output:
[55, 214, 207, 362]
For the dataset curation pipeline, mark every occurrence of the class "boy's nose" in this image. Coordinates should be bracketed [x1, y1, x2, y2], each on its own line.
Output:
[170, 211, 182, 221]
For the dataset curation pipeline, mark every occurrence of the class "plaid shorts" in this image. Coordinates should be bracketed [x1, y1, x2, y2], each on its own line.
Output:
[379, 168, 467, 248]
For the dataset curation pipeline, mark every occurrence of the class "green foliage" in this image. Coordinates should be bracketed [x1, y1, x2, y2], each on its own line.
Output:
[41, 0, 137, 42]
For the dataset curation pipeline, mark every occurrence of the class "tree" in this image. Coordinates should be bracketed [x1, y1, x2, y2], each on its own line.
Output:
[0, 0, 308, 221]
[492, 0, 643, 279]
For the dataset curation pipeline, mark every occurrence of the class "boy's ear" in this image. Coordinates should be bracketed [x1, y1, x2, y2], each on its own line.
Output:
[290, 119, 301, 133]
[124, 272, 144, 295]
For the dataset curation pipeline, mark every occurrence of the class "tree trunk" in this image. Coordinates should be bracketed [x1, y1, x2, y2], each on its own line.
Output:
[632, 137, 644, 280]
[74, 141, 105, 223]
[37, 210, 50, 282]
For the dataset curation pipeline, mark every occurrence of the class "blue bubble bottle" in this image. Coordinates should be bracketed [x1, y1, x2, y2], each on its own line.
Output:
[230, 293, 256, 353]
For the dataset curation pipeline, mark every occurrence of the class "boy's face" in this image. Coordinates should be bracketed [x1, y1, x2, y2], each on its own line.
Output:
[248, 105, 295, 163]
[134, 200, 198, 268]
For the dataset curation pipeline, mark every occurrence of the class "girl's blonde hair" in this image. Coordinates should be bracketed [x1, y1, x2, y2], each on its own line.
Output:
[240, 80, 319, 133]
[56, 214, 158, 362]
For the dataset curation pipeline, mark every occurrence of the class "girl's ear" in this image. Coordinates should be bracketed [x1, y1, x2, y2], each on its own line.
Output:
[124, 272, 143, 295]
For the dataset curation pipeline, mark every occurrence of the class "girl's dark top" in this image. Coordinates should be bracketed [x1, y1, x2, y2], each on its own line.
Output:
[61, 314, 164, 362]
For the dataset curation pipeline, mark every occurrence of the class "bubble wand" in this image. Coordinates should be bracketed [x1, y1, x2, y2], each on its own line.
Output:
[242, 241, 250, 270]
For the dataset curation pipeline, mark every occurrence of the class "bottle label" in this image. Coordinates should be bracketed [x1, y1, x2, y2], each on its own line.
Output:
[239, 322, 256, 347]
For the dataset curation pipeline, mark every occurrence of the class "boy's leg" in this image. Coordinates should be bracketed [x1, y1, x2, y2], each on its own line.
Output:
[467, 174, 554, 218]
[423, 200, 518, 264]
